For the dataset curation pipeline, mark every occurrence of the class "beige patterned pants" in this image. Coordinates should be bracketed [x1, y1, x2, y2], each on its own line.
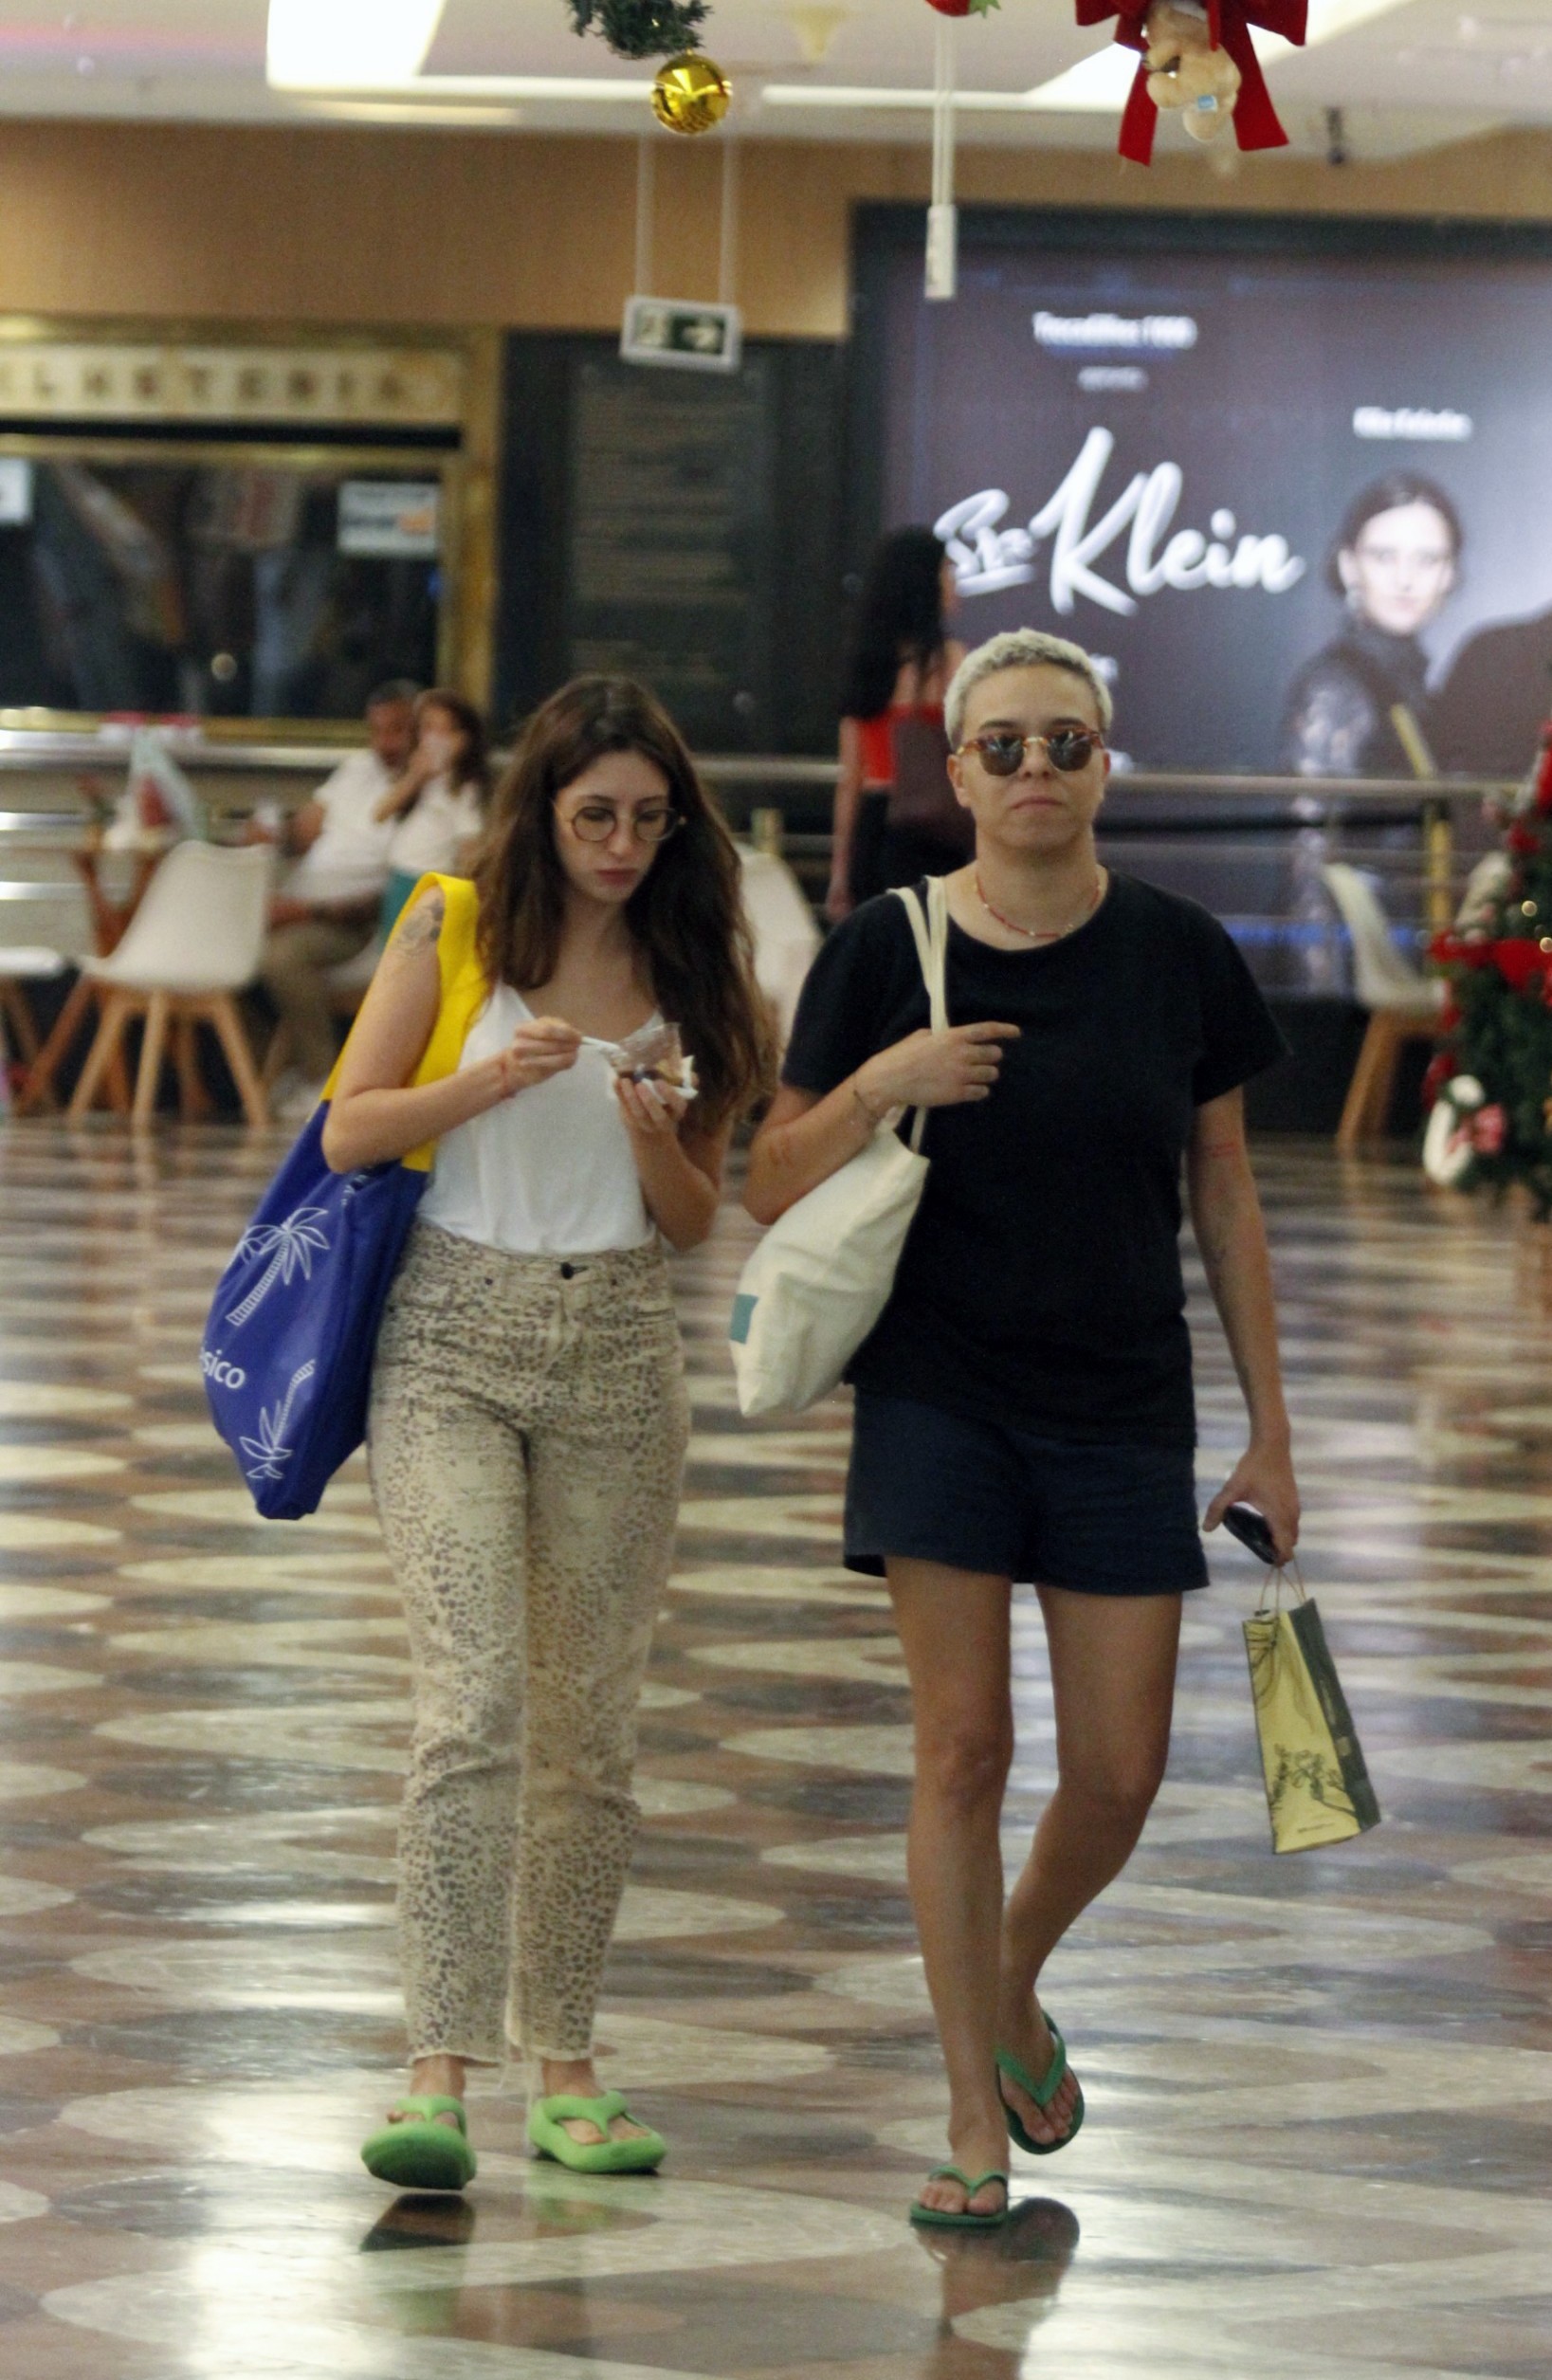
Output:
[368, 1219, 689, 2063]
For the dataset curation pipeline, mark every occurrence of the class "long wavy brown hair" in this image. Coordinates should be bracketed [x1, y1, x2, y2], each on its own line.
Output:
[473, 676, 776, 1126]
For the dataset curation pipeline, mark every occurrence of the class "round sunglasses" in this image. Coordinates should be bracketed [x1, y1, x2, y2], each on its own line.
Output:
[958, 730, 1105, 777]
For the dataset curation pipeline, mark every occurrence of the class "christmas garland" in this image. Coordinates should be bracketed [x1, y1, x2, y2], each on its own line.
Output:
[567, 0, 708, 57]
[570, 0, 998, 59]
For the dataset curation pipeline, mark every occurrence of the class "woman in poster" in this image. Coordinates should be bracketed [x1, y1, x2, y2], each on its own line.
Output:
[1277, 473, 1463, 778]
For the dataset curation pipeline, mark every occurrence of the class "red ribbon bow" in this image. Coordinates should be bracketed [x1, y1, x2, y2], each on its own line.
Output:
[1075, 0, 1307, 164]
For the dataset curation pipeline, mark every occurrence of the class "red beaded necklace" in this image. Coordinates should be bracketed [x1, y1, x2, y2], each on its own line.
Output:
[974, 870, 1105, 945]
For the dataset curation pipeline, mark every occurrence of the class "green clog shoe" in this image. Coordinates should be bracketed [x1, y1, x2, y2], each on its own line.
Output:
[360, 2095, 477, 2193]
[527, 2089, 666, 2175]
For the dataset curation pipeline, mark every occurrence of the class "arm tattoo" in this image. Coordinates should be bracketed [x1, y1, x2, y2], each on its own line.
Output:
[388, 891, 444, 961]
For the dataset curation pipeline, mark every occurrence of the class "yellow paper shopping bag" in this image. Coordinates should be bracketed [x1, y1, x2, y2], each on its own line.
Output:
[1244, 1571, 1380, 1854]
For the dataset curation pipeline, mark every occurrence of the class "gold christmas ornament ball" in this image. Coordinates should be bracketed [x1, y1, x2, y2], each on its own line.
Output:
[651, 53, 732, 135]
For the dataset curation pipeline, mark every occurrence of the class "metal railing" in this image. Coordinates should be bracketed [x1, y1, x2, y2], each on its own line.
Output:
[0, 738, 1524, 993]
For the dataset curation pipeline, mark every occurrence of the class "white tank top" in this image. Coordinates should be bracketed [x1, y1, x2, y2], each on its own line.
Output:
[419, 985, 656, 1256]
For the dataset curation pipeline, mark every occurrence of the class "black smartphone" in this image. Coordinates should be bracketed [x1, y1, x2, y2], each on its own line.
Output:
[1222, 1502, 1280, 1565]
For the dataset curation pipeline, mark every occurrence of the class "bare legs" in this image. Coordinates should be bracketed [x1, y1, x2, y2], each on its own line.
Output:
[888, 1562, 1182, 2206]
[889, 1561, 1013, 2218]
[997, 1585, 1180, 2142]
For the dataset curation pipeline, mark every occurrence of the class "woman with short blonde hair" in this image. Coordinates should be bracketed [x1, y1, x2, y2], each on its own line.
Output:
[748, 627, 1296, 2228]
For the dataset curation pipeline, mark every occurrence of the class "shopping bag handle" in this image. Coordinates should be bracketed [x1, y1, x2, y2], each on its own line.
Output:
[892, 876, 952, 1159]
[1253, 1558, 1308, 1619]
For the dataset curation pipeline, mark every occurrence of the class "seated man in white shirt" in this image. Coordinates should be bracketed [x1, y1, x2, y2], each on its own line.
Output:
[258, 680, 418, 1104]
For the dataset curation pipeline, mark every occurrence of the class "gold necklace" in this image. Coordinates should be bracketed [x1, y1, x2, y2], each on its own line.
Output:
[974, 870, 1105, 945]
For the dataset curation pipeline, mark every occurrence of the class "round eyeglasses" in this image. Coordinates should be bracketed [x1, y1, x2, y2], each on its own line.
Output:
[562, 801, 683, 845]
[958, 730, 1105, 777]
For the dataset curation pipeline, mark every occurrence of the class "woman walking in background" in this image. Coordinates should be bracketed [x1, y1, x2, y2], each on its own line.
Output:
[375, 687, 492, 935]
[750, 629, 1297, 2229]
[830, 526, 965, 921]
[327, 676, 773, 2192]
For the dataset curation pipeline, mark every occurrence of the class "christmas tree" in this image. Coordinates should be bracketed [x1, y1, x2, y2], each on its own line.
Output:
[1427, 722, 1552, 1213]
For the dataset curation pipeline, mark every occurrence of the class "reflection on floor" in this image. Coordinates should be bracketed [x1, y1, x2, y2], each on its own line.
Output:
[3, 1124, 1552, 2378]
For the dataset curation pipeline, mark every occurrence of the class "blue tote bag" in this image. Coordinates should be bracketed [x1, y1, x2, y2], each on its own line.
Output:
[202, 873, 486, 1520]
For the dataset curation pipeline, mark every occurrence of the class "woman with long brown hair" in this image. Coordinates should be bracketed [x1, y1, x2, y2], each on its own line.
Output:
[325, 675, 773, 2194]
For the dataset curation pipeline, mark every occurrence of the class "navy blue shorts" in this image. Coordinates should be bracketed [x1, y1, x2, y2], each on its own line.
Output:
[845, 1391, 1210, 1596]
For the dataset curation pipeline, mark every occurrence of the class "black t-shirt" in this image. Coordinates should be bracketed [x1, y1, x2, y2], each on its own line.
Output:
[781, 873, 1287, 1446]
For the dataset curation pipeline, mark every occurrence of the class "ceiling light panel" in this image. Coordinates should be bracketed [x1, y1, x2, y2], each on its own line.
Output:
[1019, 46, 1138, 111]
[267, 0, 447, 89]
[1258, 0, 1416, 63]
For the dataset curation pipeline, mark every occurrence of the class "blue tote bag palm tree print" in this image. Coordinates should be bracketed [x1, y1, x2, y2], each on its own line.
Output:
[202, 873, 485, 1519]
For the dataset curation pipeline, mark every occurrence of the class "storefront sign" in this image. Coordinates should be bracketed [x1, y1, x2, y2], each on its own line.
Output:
[936, 430, 1305, 615]
[0, 340, 464, 427]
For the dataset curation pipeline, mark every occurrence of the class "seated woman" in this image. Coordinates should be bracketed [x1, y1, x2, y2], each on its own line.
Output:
[375, 687, 491, 936]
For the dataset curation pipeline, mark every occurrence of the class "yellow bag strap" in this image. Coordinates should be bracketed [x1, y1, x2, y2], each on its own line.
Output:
[321, 871, 488, 1174]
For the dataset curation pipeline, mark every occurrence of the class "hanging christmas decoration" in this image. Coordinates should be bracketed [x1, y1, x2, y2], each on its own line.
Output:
[567, 0, 709, 61]
[919, 0, 998, 301]
[1075, 0, 1306, 165]
[1421, 1073, 1502, 1188]
[650, 50, 732, 133]
[925, 9, 958, 301]
[1140, 2, 1240, 140]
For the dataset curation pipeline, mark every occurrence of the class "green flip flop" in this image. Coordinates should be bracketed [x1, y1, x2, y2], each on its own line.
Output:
[908, 2166, 1011, 2230]
[527, 2089, 666, 2175]
[360, 2095, 477, 2193]
[995, 2016, 1085, 2156]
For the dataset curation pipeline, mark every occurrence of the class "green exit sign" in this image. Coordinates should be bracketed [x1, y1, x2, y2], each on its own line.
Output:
[620, 297, 743, 375]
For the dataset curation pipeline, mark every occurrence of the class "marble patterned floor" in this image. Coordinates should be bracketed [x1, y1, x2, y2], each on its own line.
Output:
[3, 1122, 1552, 2379]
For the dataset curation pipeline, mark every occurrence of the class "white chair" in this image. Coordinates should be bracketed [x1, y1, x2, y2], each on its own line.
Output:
[1322, 862, 1445, 1151]
[68, 844, 274, 1128]
[0, 944, 67, 1095]
[738, 845, 821, 1047]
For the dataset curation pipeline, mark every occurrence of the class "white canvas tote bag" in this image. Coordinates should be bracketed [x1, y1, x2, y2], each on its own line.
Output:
[730, 875, 949, 1419]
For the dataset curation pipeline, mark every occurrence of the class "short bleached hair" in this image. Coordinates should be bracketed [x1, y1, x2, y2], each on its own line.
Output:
[945, 630, 1114, 748]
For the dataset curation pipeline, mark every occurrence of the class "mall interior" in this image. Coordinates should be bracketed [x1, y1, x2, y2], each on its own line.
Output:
[3, 4, 1552, 2376]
